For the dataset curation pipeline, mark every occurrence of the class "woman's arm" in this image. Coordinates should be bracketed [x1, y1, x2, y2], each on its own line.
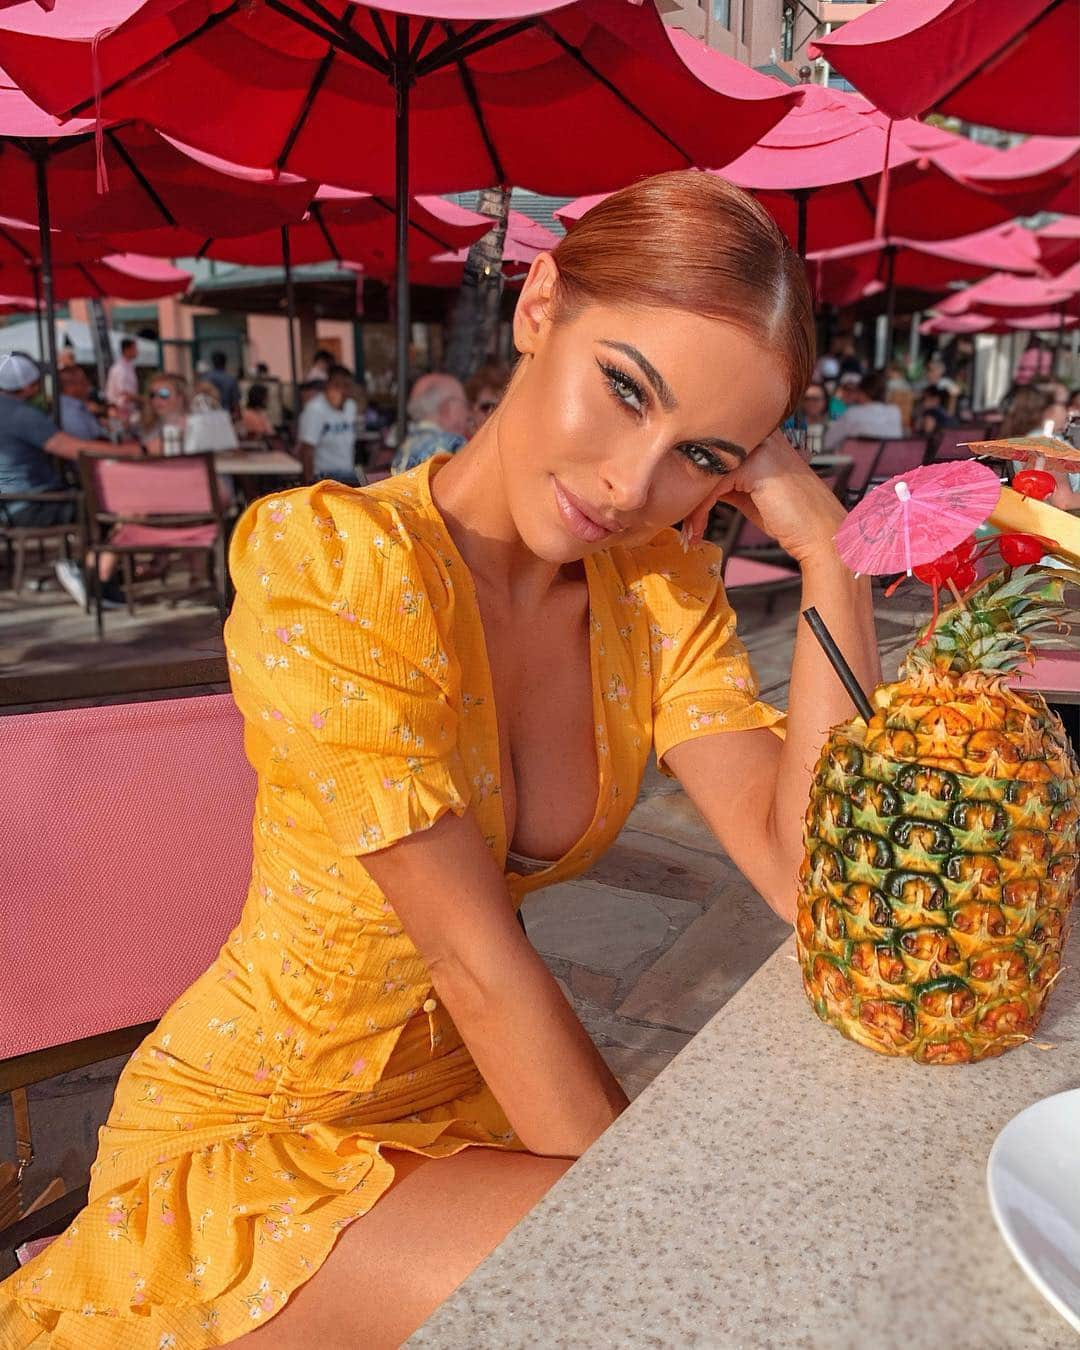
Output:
[359, 808, 630, 1159]
[664, 433, 881, 923]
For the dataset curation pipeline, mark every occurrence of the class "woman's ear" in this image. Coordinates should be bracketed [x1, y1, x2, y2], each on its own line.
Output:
[512, 252, 559, 358]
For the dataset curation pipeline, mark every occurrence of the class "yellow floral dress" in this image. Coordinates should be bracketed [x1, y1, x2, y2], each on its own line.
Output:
[0, 451, 784, 1348]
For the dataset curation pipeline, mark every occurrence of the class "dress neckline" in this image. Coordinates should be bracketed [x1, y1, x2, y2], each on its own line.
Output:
[417, 452, 608, 877]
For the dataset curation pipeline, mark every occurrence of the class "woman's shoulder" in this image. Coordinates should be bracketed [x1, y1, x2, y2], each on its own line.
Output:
[606, 528, 728, 614]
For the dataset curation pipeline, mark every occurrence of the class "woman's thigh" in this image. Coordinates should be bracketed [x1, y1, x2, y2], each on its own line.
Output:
[232, 1147, 572, 1349]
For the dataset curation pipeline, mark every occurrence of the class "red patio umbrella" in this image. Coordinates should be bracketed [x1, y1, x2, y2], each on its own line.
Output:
[1035, 217, 1080, 274]
[922, 310, 1079, 336]
[811, 0, 1080, 136]
[952, 136, 1080, 218]
[0, 0, 797, 436]
[0, 251, 191, 300]
[934, 263, 1080, 319]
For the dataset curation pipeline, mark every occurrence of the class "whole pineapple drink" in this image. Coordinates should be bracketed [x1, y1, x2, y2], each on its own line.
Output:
[796, 564, 1080, 1064]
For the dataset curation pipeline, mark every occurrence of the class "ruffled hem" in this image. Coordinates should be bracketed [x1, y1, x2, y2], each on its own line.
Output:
[0, 1084, 523, 1349]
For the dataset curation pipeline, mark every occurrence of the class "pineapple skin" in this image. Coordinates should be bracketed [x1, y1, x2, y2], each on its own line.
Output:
[796, 668, 1079, 1064]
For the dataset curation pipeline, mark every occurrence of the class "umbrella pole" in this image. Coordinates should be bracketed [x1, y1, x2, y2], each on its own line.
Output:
[394, 16, 411, 449]
[280, 225, 300, 430]
[884, 245, 897, 366]
[795, 189, 809, 259]
[34, 153, 59, 417]
[31, 266, 45, 367]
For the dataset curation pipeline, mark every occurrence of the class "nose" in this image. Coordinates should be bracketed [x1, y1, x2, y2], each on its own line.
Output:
[597, 443, 662, 516]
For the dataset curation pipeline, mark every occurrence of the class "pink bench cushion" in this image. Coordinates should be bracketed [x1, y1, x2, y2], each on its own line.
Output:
[109, 522, 219, 549]
[725, 557, 800, 587]
[0, 694, 256, 1060]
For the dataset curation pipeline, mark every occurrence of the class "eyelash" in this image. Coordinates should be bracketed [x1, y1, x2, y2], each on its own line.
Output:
[597, 360, 732, 477]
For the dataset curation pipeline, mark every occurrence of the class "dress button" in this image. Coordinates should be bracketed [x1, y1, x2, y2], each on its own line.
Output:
[422, 998, 438, 1013]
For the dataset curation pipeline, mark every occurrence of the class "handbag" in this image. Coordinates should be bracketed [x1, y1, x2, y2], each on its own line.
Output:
[184, 407, 239, 454]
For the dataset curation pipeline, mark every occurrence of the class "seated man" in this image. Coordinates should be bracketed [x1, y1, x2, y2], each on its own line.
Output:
[390, 372, 470, 475]
[823, 370, 903, 451]
[0, 352, 140, 608]
[296, 364, 365, 487]
[58, 365, 108, 441]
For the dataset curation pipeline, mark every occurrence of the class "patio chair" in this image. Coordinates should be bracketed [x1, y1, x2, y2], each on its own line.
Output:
[929, 425, 988, 462]
[869, 437, 930, 484]
[835, 437, 885, 505]
[0, 490, 83, 594]
[78, 450, 232, 637]
[0, 692, 256, 1266]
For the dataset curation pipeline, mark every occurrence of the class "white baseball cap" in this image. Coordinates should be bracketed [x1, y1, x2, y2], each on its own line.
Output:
[0, 352, 42, 392]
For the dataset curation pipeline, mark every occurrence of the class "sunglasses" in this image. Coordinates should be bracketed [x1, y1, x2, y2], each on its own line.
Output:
[151, 387, 175, 399]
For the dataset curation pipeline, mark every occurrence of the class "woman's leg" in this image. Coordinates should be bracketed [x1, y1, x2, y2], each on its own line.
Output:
[232, 1147, 571, 1349]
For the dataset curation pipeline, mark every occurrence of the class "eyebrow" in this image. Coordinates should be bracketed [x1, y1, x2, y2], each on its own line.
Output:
[597, 338, 749, 463]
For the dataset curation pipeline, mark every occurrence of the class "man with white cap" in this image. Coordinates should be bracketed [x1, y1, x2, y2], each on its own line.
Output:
[0, 352, 141, 608]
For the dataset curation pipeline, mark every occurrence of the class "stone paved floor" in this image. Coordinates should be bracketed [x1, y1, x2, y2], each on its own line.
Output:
[0, 560, 927, 1274]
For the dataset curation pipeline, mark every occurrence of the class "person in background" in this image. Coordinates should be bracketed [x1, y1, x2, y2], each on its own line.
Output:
[297, 364, 363, 486]
[464, 362, 510, 435]
[205, 350, 241, 416]
[830, 370, 859, 418]
[0, 353, 140, 608]
[836, 335, 864, 378]
[139, 372, 191, 456]
[919, 355, 960, 415]
[390, 372, 470, 474]
[303, 348, 335, 384]
[823, 369, 903, 451]
[58, 365, 107, 441]
[104, 336, 139, 420]
[241, 383, 275, 438]
[913, 385, 957, 439]
[798, 381, 830, 451]
[1015, 335, 1053, 386]
[1068, 387, 1080, 417]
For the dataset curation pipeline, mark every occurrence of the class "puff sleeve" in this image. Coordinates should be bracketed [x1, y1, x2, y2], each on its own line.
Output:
[643, 532, 787, 778]
[223, 483, 471, 855]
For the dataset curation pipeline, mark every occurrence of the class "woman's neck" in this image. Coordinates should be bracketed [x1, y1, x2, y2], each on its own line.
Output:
[430, 417, 571, 611]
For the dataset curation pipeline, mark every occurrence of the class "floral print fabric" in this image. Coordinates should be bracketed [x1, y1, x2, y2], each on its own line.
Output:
[0, 452, 782, 1347]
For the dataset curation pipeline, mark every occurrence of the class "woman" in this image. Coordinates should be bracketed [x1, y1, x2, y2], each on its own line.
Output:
[139, 371, 190, 456]
[464, 361, 510, 434]
[0, 172, 878, 1348]
[241, 383, 275, 439]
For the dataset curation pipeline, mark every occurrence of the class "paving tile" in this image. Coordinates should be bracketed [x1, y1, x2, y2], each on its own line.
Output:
[622, 792, 721, 854]
[615, 877, 791, 1034]
[580, 831, 718, 904]
[569, 968, 618, 1010]
[573, 1005, 689, 1057]
[600, 1046, 675, 1101]
[522, 882, 671, 973]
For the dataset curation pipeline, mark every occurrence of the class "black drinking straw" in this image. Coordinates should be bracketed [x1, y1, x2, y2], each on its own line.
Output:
[802, 607, 875, 723]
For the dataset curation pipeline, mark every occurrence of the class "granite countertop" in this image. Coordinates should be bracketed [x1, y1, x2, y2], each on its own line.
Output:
[409, 935, 1079, 1350]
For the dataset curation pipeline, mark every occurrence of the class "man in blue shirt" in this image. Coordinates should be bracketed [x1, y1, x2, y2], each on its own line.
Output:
[0, 352, 140, 607]
[205, 350, 241, 416]
[58, 365, 108, 441]
[390, 372, 469, 475]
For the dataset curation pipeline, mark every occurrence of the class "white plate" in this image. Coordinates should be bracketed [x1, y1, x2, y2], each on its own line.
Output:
[987, 1088, 1080, 1333]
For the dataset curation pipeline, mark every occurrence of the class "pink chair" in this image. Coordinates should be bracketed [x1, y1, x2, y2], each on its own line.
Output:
[836, 437, 885, 504]
[0, 692, 256, 1263]
[78, 451, 232, 637]
[870, 437, 930, 483]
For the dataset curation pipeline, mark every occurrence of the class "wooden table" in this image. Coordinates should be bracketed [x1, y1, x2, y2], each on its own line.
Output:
[410, 935, 1079, 1348]
[212, 450, 303, 476]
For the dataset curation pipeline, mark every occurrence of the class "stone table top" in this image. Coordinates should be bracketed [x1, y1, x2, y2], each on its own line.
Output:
[409, 935, 1080, 1350]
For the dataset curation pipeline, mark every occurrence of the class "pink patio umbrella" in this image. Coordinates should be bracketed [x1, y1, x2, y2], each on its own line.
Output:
[558, 89, 1054, 256]
[0, 0, 798, 439]
[921, 311, 1080, 337]
[1034, 217, 1080, 274]
[412, 209, 560, 283]
[808, 226, 1041, 312]
[811, 0, 1080, 136]
[934, 263, 1080, 319]
[952, 136, 1080, 218]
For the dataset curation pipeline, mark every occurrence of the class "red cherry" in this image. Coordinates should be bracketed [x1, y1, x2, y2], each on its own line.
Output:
[1012, 469, 1056, 501]
[950, 562, 977, 591]
[914, 550, 960, 586]
[951, 535, 978, 562]
[998, 533, 1046, 566]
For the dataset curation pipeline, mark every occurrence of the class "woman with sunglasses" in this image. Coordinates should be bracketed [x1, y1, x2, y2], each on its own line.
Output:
[465, 361, 511, 435]
[139, 372, 191, 457]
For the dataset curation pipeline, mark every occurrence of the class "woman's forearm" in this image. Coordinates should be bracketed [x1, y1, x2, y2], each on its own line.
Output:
[767, 551, 881, 918]
[430, 937, 630, 1159]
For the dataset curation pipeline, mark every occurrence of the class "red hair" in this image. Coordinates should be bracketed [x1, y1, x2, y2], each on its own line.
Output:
[550, 171, 814, 417]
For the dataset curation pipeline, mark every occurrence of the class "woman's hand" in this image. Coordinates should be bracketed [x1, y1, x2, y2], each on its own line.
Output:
[689, 429, 847, 566]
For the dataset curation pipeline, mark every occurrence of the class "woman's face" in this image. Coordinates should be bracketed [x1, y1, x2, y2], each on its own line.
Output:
[150, 382, 182, 416]
[497, 254, 788, 564]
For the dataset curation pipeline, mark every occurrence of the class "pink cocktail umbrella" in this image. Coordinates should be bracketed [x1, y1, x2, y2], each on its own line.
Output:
[835, 460, 1004, 579]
